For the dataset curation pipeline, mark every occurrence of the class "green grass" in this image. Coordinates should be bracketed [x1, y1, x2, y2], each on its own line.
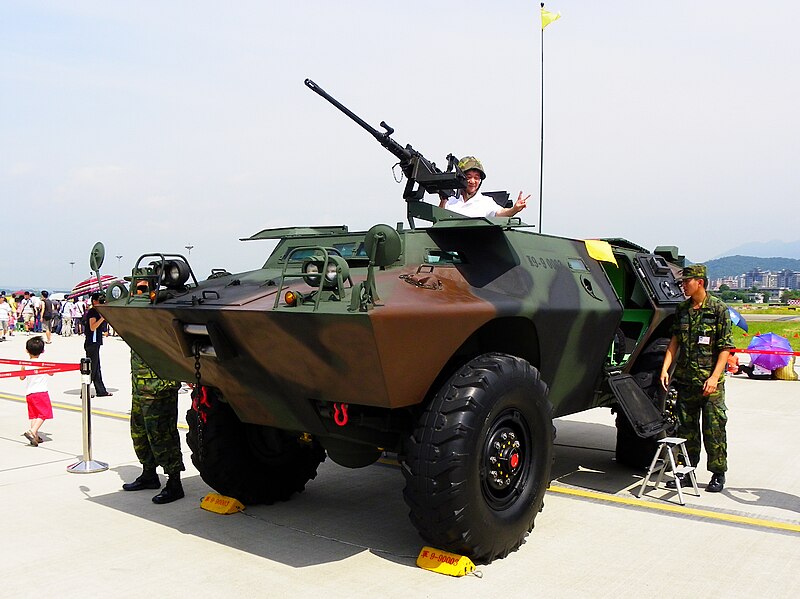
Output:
[733, 322, 800, 352]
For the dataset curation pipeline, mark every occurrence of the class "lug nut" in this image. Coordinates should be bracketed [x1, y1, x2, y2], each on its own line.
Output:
[508, 432, 516, 440]
[501, 432, 508, 440]
[494, 441, 501, 450]
[489, 456, 497, 464]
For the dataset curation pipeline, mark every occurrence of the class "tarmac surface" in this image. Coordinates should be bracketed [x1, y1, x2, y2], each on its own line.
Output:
[1, 332, 798, 598]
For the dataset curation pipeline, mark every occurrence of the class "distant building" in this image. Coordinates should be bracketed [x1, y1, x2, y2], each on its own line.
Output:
[743, 268, 771, 289]
[777, 269, 800, 289]
[710, 268, 800, 297]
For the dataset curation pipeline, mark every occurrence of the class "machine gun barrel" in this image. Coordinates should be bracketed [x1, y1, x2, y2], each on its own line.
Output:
[304, 79, 411, 163]
[305, 78, 466, 202]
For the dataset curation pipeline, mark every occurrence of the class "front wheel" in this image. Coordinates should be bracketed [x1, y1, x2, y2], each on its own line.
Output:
[186, 388, 325, 505]
[402, 353, 554, 564]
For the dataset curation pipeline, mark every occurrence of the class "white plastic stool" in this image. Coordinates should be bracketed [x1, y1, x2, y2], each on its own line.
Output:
[637, 437, 700, 505]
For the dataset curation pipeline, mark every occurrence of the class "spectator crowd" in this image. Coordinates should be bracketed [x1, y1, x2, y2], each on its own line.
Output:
[1, 290, 94, 341]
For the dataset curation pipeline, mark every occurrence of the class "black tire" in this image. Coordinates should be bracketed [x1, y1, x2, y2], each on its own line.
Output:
[186, 389, 325, 505]
[615, 337, 671, 469]
[402, 353, 553, 564]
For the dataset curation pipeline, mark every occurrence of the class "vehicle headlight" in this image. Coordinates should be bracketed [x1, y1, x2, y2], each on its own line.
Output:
[302, 260, 322, 287]
[326, 262, 338, 281]
[159, 259, 190, 288]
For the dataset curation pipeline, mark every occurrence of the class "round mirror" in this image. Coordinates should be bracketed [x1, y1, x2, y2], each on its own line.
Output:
[89, 242, 106, 271]
[364, 224, 401, 267]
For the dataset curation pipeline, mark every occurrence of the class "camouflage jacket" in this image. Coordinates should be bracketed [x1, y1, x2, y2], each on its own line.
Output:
[131, 350, 181, 397]
[670, 293, 734, 386]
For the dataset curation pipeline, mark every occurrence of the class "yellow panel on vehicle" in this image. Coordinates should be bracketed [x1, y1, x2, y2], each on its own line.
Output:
[200, 493, 245, 515]
[416, 546, 476, 577]
[584, 239, 618, 266]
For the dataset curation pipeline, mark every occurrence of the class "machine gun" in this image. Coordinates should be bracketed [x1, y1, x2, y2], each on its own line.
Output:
[305, 79, 466, 202]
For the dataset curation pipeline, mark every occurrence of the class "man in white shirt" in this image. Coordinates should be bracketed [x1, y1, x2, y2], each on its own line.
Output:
[0, 296, 12, 340]
[439, 156, 529, 218]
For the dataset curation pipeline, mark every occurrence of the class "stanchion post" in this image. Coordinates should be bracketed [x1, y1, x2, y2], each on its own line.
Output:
[67, 357, 108, 473]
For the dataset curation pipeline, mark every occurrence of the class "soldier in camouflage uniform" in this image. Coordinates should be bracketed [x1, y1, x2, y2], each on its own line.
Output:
[121, 282, 186, 503]
[660, 264, 733, 493]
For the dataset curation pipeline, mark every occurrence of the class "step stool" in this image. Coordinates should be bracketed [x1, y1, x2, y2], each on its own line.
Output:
[637, 437, 700, 505]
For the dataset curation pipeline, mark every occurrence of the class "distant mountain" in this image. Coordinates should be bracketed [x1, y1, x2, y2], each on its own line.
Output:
[713, 240, 800, 260]
[705, 255, 800, 280]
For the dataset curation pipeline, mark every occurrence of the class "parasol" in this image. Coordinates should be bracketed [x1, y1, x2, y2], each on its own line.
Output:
[68, 274, 121, 299]
[747, 333, 792, 371]
[728, 307, 748, 332]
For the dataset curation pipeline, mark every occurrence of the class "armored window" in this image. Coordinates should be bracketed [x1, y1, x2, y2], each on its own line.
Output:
[425, 250, 465, 265]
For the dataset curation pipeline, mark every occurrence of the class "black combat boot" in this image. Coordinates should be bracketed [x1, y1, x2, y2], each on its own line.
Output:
[705, 473, 725, 493]
[152, 474, 185, 504]
[122, 468, 160, 491]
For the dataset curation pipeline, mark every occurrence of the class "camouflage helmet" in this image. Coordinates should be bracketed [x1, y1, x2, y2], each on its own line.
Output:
[458, 156, 486, 180]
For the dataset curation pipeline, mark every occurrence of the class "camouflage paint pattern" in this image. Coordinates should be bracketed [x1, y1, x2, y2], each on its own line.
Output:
[100, 219, 681, 443]
[130, 349, 184, 475]
[670, 292, 734, 385]
[673, 381, 727, 473]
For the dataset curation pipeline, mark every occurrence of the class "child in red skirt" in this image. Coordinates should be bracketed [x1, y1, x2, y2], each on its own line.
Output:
[20, 336, 53, 446]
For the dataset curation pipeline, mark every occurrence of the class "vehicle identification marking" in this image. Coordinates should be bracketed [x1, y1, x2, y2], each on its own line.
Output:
[526, 255, 565, 270]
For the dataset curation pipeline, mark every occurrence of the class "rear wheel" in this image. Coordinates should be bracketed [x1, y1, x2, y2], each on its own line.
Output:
[402, 353, 553, 564]
[186, 388, 325, 504]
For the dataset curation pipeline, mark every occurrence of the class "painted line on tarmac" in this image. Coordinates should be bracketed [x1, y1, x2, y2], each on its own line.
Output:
[549, 484, 800, 533]
[0, 391, 189, 430]
[380, 452, 799, 534]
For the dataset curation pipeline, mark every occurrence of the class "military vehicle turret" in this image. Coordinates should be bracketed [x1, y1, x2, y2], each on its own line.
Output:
[97, 80, 685, 563]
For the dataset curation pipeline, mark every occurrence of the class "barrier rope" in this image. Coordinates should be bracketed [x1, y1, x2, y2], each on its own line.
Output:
[0, 358, 80, 379]
[730, 349, 800, 356]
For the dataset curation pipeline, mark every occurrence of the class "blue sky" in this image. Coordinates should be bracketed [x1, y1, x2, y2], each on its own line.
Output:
[2, 1, 798, 289]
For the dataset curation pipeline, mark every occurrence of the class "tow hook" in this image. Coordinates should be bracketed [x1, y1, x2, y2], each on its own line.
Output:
[333, 403, 349, 426]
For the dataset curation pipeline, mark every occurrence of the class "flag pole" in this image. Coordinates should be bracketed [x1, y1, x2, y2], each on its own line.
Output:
[539, 2, 545, 234]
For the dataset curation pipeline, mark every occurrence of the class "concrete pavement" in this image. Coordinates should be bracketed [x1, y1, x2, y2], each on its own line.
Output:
[1, 332, 798, 598]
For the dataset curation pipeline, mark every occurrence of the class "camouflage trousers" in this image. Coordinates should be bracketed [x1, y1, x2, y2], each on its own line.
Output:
[674, 381, 727, 474]
[130, 391, 185, 476]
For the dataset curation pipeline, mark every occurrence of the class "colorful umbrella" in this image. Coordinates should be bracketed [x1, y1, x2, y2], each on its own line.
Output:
[728, 307, 748, 332]
[68, 274, 121, 299]
[747, 333, 792, 371]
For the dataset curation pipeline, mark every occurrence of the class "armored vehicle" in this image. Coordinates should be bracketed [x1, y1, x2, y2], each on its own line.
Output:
[97, 81, 685, 563]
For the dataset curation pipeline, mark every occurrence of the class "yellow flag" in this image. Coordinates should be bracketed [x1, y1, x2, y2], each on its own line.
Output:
[541, 7, 561, 30]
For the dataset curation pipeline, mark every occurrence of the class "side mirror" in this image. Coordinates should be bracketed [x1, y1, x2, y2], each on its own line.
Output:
[89, 242, 105, 272]
[364, 224, 402, 267]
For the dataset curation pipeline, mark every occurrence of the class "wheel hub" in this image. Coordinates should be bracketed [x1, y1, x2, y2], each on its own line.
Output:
[485, 426, 523, 493]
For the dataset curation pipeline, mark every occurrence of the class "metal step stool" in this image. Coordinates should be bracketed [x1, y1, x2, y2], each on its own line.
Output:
[637, 437, 700, 505]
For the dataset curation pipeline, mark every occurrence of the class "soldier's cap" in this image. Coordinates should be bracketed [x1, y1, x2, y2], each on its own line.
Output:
[678, 264, 707, 280]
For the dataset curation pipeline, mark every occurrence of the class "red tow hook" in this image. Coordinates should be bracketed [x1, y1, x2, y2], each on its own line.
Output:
[333, 403, 349, 426]
[191, 386, 211, 424]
